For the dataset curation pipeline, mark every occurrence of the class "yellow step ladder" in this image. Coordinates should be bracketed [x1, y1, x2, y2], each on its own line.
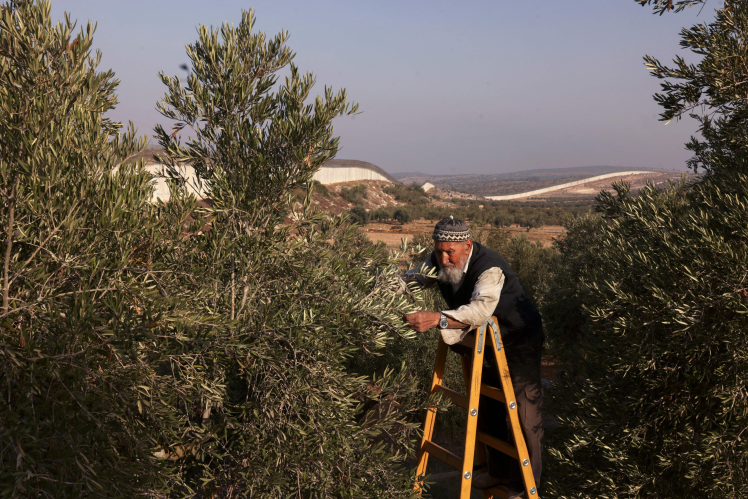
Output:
[415, 317, 538, 499]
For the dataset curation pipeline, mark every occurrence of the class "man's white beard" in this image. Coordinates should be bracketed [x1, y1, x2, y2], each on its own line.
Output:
[438, 266, 464, 285]
[437, 252, 469, 285]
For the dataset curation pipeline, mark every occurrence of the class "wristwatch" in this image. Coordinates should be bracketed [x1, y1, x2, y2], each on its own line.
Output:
[439, 313, 449, 329]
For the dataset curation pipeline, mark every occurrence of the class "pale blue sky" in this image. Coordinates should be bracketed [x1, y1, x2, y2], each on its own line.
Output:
[52, 1, 712, 174]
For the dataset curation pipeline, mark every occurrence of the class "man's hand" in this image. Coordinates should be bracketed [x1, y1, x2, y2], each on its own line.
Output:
[403, 311, 440, 333]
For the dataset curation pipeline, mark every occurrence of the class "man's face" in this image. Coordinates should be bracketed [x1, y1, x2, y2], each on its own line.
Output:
[434, 240, 472, 269]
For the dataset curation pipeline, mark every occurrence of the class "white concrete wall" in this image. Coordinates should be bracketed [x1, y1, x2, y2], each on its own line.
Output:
[312, 166, 392, 184]
[141, 163, 392, 201]
[144, 163, 208, 203]
[485, 171, 653, 200]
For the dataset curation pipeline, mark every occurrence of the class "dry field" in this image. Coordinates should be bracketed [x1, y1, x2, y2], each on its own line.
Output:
[361, 220, 565, 249]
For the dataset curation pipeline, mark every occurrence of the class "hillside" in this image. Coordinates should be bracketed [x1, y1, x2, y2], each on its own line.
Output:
[393, 166, 685, 197]
[393, 165, 675, 182]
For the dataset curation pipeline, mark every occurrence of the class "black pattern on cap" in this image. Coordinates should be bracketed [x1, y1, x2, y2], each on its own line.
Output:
[432, 216, 471, 242]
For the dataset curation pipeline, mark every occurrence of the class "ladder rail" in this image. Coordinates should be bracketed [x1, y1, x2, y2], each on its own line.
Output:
[459, 324, 486, 498]
[460, 354, 492, 499]
[415, 339, 448, 492]
[486, 317, 537, 498]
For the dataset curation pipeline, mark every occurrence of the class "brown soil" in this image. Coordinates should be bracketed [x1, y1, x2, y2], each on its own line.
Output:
[362, 220, 565, 249]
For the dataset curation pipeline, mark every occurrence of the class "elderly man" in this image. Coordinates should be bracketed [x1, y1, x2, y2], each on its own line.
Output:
[403, 216, 544, 495]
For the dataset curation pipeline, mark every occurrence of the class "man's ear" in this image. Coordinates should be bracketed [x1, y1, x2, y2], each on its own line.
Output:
[465, 239, 473, 251]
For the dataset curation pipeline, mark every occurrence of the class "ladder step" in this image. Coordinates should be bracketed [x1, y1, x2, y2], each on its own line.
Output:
[434, 385, 468, 409]
[435, 383, 505, 408]
[480, 383, 506, 402]
[476, 431, 520, 460]
[422, 440, 463, 471]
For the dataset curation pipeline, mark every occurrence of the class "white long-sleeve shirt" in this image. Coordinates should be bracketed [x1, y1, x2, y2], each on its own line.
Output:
[404, 247, 505, 345]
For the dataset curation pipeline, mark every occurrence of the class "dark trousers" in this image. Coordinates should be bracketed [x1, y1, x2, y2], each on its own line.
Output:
[451, 333, 544, 487]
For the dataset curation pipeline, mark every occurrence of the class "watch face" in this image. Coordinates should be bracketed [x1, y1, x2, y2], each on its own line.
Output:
[440, 315, 449, 329]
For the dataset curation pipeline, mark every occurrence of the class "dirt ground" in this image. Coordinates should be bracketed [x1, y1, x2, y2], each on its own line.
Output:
[361, 220, 565, 249]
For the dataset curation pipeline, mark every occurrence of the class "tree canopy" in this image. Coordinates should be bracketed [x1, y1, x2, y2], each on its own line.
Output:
[0, 3, 431, 497]
[543, 2, 748, 497]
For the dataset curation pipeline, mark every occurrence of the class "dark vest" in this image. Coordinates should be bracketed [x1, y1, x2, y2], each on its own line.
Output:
[426, 242, 543, 346]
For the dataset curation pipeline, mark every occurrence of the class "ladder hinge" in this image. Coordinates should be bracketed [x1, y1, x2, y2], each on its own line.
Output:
[477, 324, 485, 354]
[490, 318, 501, 351]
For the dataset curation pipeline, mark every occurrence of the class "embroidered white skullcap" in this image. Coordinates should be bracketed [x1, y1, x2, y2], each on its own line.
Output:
[432, 216, 471, 242]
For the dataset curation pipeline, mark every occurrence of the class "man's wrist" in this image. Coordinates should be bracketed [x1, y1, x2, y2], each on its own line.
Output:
[431, 312, 442, 329]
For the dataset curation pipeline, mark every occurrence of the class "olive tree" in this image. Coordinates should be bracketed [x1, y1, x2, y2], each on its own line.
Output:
[0, 3, 432, 498]
[154, 9, 357, 229]
[544, 2, 748, 497]
[151, 10, 432, 497]
[0, 1, 180, 496]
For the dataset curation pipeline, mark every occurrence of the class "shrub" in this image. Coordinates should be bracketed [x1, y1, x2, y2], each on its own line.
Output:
[393, 208, 412, 224]
[347, 205, 369, 224]
[340, 183, 367, 205]
[313, 180, 330, 197]
[0, 2, 170, 495]
[544, 176, 748, 498]
[479, 229, 559, 311]
[154, 9, 428, 496]
[543, 5, 748, 496]
[539, 213, 604, 365]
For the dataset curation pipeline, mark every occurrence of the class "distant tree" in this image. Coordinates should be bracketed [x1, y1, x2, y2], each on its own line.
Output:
[393, 208, 412, 224]
[340, 184, 367, 205]
[409, 182, 426, 194]
[384, 183, 428, 205]
[347, 205, 369, 224]
[313, 180, 331, 197]
[492, 213, 513, 227]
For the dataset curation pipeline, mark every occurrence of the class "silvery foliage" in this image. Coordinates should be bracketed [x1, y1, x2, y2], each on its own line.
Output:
[0, 1, 165, 496]
[0, 2, 440, 497]
[151, 9, 440, 498]
[544, 2, 748, 497]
